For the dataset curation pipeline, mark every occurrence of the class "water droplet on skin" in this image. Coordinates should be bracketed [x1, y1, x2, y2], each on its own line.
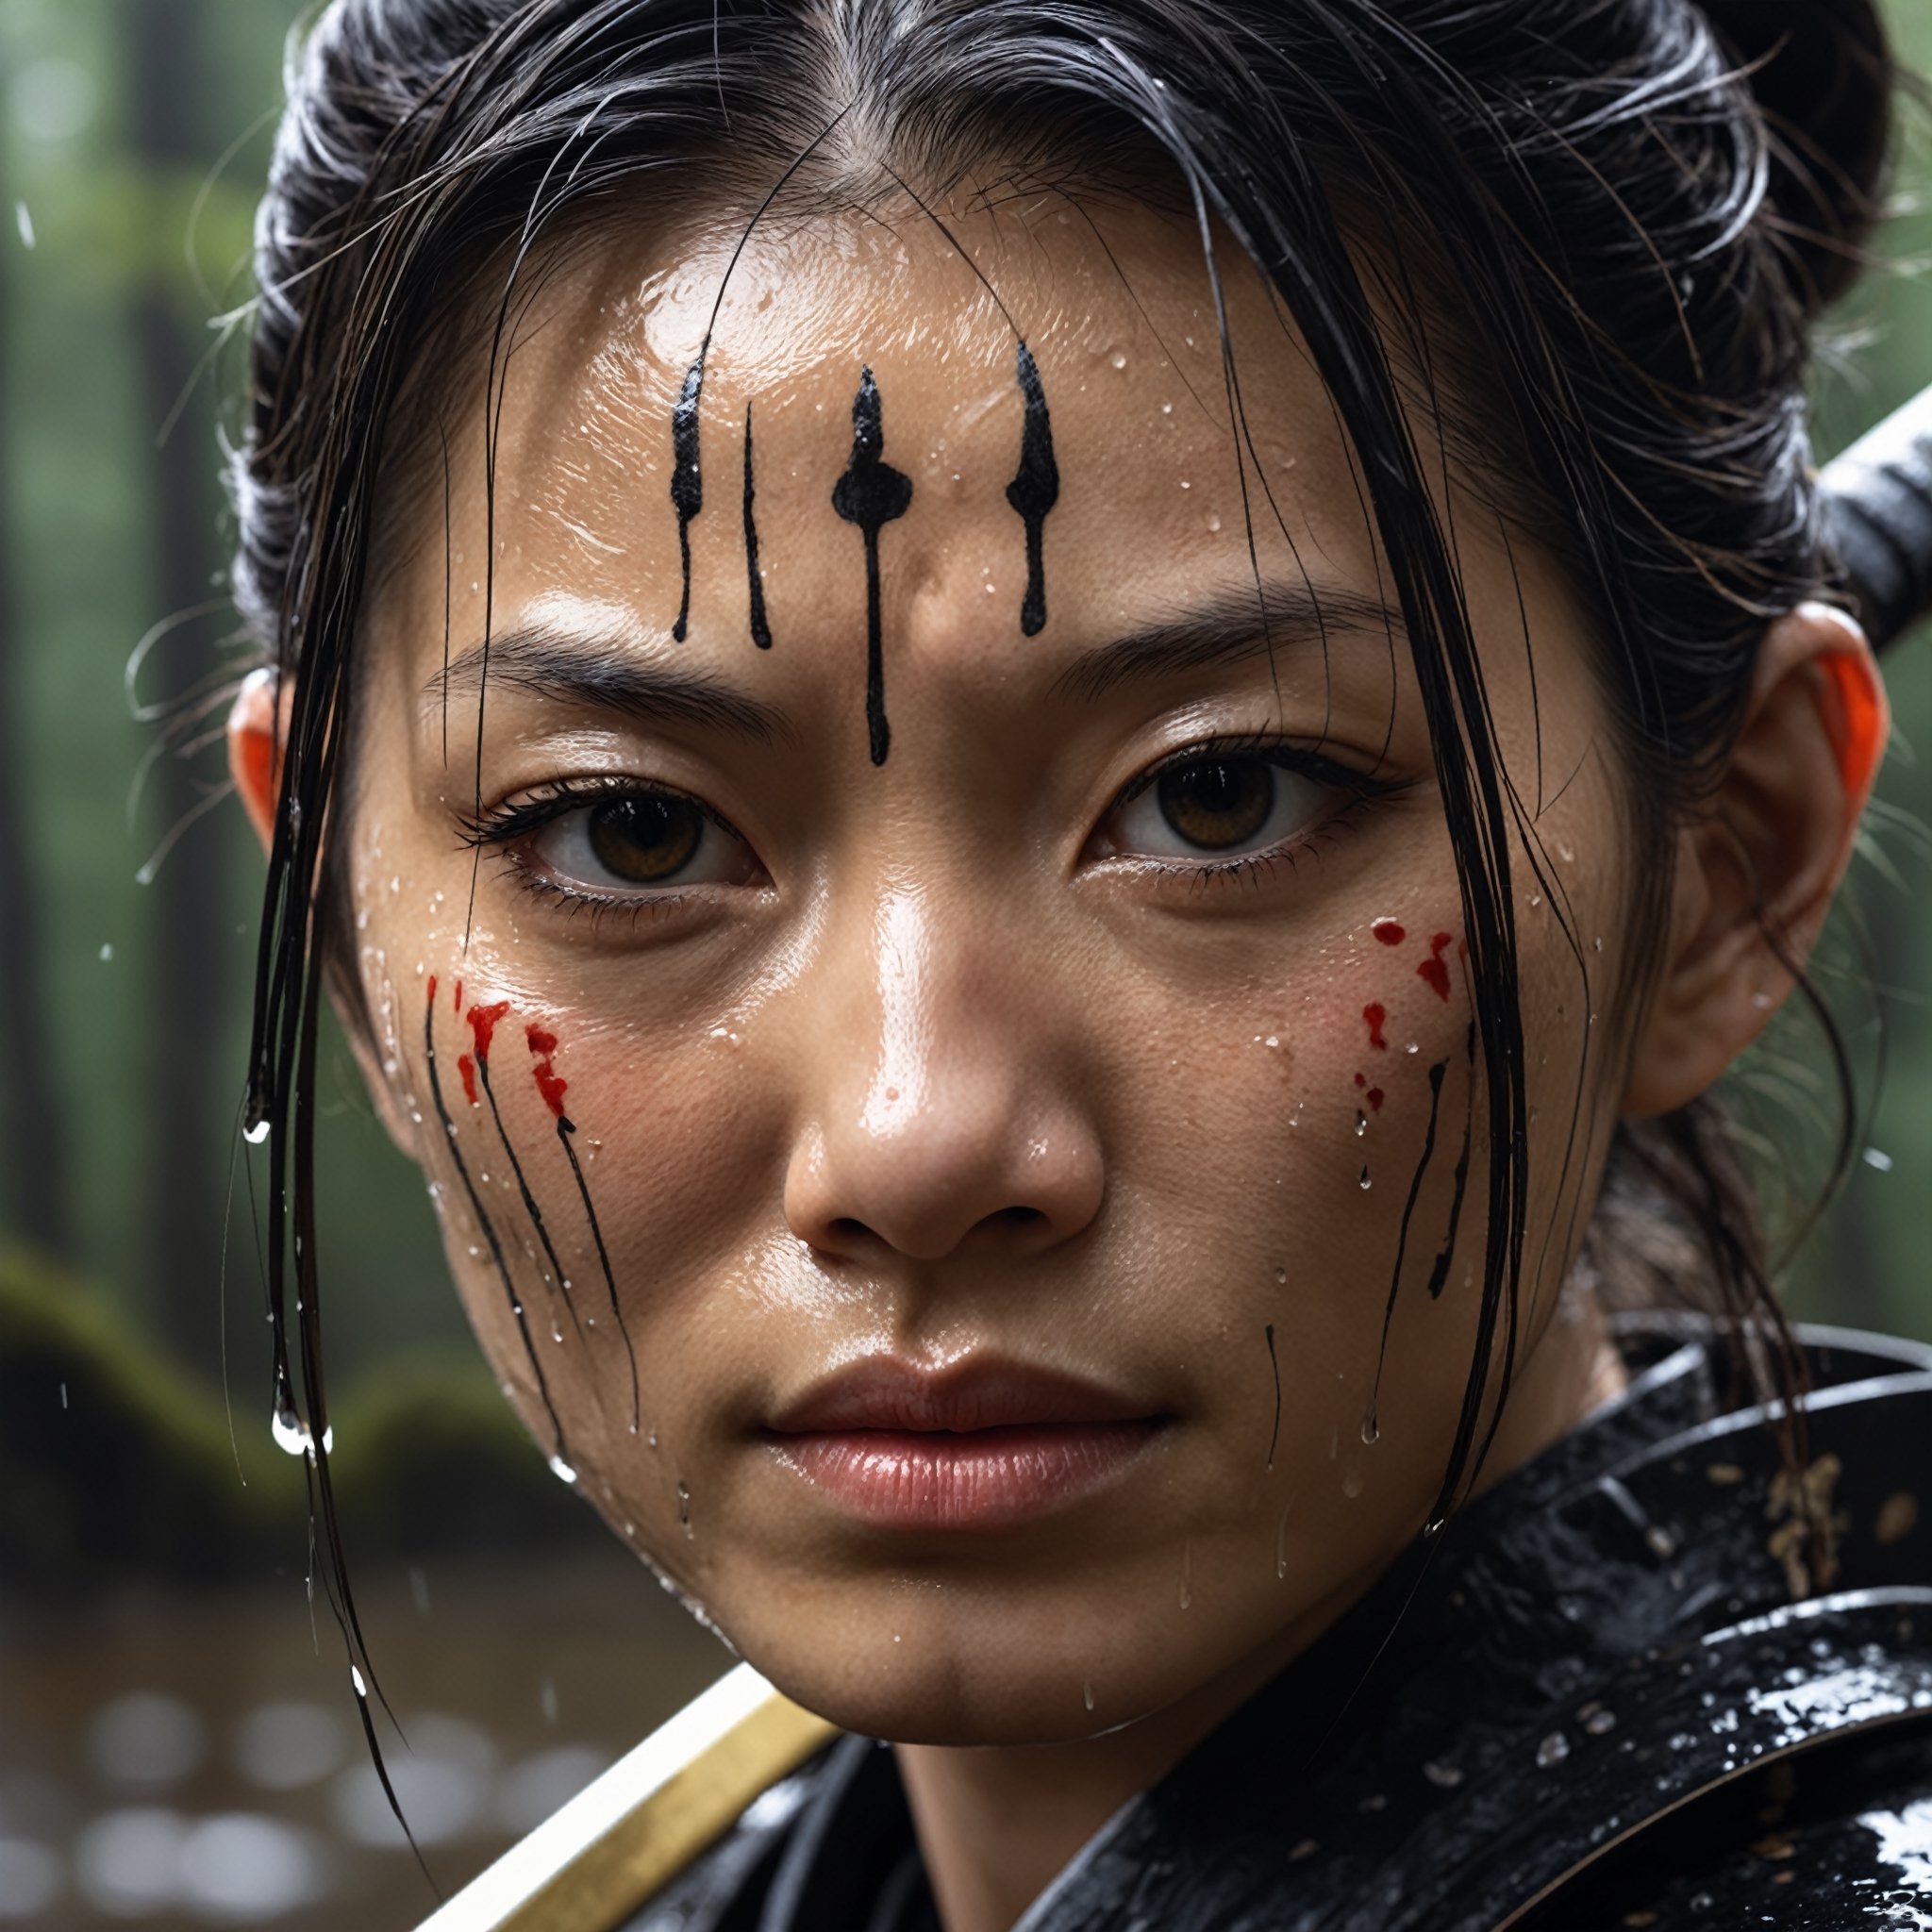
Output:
[1342, 1468, 1364, 1499]
[647, 1429, 660, 1450]
[351, 1666, 367, 1698]
[1274, 1503, 1294, 1579]
[1537, 1731, 1570, 1767]
[1355, 1110, 1368, 1138]
[1109, 349, 1127, 370]
[1361, 1412, 1380, 1445]
[1205, 513, 1222, 532]
[984, 582, 996, 594]
[1160, 400, 1174, 414]
[1359, 1166, 1372, 1191]
[678, 1482, 693, 1537]
[548, 1456, 577, 1486]
[1405, 1041, 1419, 1055]
[1528, 892, 1542, 908]
[1083, 1680, 1095, 1712]
[1179, 478, 1191, 490]
[1274, 1265, 1288, 1284]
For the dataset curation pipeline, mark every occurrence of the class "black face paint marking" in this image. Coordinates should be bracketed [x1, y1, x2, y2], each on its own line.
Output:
[830, 366, 913, 765]
[1426, 1136, 1474, 1301]
[1425, 1024, 1477, 1301]
[1005, 340, 1058, 637]
[742, 401, 772, 649]
[551, 1114, 641, 1434]
[670, 354, 705, 641]
[423, 985, 569, 1460]
[1265, 1322, 1282, 1473]
[1365, 1058, 1450, 1442]
[472, 1053, 580, 1337]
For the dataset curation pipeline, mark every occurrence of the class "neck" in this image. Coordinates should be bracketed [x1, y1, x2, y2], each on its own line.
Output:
[893, 1296, 1626, 1932]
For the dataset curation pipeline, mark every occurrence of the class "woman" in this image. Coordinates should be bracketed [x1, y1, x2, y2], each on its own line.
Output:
[223, 0, 1932, 1924]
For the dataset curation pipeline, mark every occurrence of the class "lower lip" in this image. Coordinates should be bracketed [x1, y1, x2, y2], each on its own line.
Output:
[766, 1422, 1162, 1531]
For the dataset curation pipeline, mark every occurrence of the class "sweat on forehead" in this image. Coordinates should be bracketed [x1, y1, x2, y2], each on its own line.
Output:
[368, 195, 1401, 726]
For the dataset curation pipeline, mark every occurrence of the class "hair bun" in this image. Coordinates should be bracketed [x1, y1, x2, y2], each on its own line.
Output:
[1695, 0, 1894, 311]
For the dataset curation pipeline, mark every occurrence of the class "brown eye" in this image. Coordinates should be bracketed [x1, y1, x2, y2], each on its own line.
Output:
[525, 788, 756, 894]
[586, 795, 703, 882]
[1154, 760, 1275, 850]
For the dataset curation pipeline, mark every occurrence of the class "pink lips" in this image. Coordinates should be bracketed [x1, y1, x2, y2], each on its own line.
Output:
[763, 1358, 1163, 1531]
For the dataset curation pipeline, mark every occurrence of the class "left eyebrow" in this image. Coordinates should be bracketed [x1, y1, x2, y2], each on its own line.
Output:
[428, 624, 790, 744]
[1053, 579, 1403, 704]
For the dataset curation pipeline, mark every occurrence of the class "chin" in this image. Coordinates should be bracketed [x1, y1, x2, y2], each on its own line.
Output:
[713, 1578, 1224, 1747]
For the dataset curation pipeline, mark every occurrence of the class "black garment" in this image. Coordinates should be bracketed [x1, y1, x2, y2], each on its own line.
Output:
[628, 1324, 1932, 1930]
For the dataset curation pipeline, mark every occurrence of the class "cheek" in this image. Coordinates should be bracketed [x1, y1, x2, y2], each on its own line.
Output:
[1188, 920, 1478, 1443]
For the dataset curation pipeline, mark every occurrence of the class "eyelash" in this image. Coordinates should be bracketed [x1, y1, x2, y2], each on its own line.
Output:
[456, 738, 1407, 924]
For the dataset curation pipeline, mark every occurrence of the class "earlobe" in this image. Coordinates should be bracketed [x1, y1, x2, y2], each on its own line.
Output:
[228, 665, 288, 851]
[1620, 604, 1889, 1119]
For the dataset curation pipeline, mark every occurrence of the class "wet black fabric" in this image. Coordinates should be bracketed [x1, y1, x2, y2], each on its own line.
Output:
[625, 1324, 1932, 1932]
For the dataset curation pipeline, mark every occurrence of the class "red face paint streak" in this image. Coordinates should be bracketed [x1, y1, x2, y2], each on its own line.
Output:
[1363, 1003, 1389, 1051]
[427, 974, 439, 1005]
[1417, 933, 1454, 1002]
[524, 1024, 568, 1119]
[1366, 1087, 1385, 1112]
[458, 1054, 479, 1108]
[466, 1000, 512, 1062]
[1371, 919, 1406, 946]
[1354, 1072, 1366, 1090]
[453, 977, 463, 1015]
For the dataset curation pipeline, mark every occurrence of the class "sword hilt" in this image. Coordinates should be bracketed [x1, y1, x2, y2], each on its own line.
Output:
[1820, 385, 1932, 655]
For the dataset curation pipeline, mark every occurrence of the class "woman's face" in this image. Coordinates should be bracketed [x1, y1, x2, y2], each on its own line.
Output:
[341, 194, 1628, 1744]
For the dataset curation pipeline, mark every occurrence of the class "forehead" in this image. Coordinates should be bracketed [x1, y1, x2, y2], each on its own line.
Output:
[408, 193, 1374, 649]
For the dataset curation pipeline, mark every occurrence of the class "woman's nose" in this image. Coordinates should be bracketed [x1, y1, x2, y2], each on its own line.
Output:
[781, 887, 1105, 1265]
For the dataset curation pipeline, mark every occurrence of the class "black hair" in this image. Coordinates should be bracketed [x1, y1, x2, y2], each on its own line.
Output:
[232, 0, 1895, 1792]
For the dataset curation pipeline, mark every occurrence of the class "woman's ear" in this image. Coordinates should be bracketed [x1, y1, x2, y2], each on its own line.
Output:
[1622, 603, 1889, 1118]
[228, 665, 291, 851]
[227, 662, 423, 1156]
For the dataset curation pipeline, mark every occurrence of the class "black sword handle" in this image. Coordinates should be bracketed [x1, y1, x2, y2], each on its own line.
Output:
[1821, 383, 1932, 656]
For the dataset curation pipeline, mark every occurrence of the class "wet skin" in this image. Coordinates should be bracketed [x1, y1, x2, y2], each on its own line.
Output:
[234, 192, 1883, 1930]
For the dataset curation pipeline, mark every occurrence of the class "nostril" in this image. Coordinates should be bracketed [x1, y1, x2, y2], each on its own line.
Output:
[827, 1216, 875, 1245]
[993, 1206, 1047, 1228]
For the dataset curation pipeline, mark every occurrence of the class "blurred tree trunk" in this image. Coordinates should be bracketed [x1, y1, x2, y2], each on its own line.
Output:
[0, 222, 75, 1257]
[128, 0, 230, 1366]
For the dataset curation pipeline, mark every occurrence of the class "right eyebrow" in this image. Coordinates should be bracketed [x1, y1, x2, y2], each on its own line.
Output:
[1052, 578, 1402, 704]
[428, 624, 790, 744]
